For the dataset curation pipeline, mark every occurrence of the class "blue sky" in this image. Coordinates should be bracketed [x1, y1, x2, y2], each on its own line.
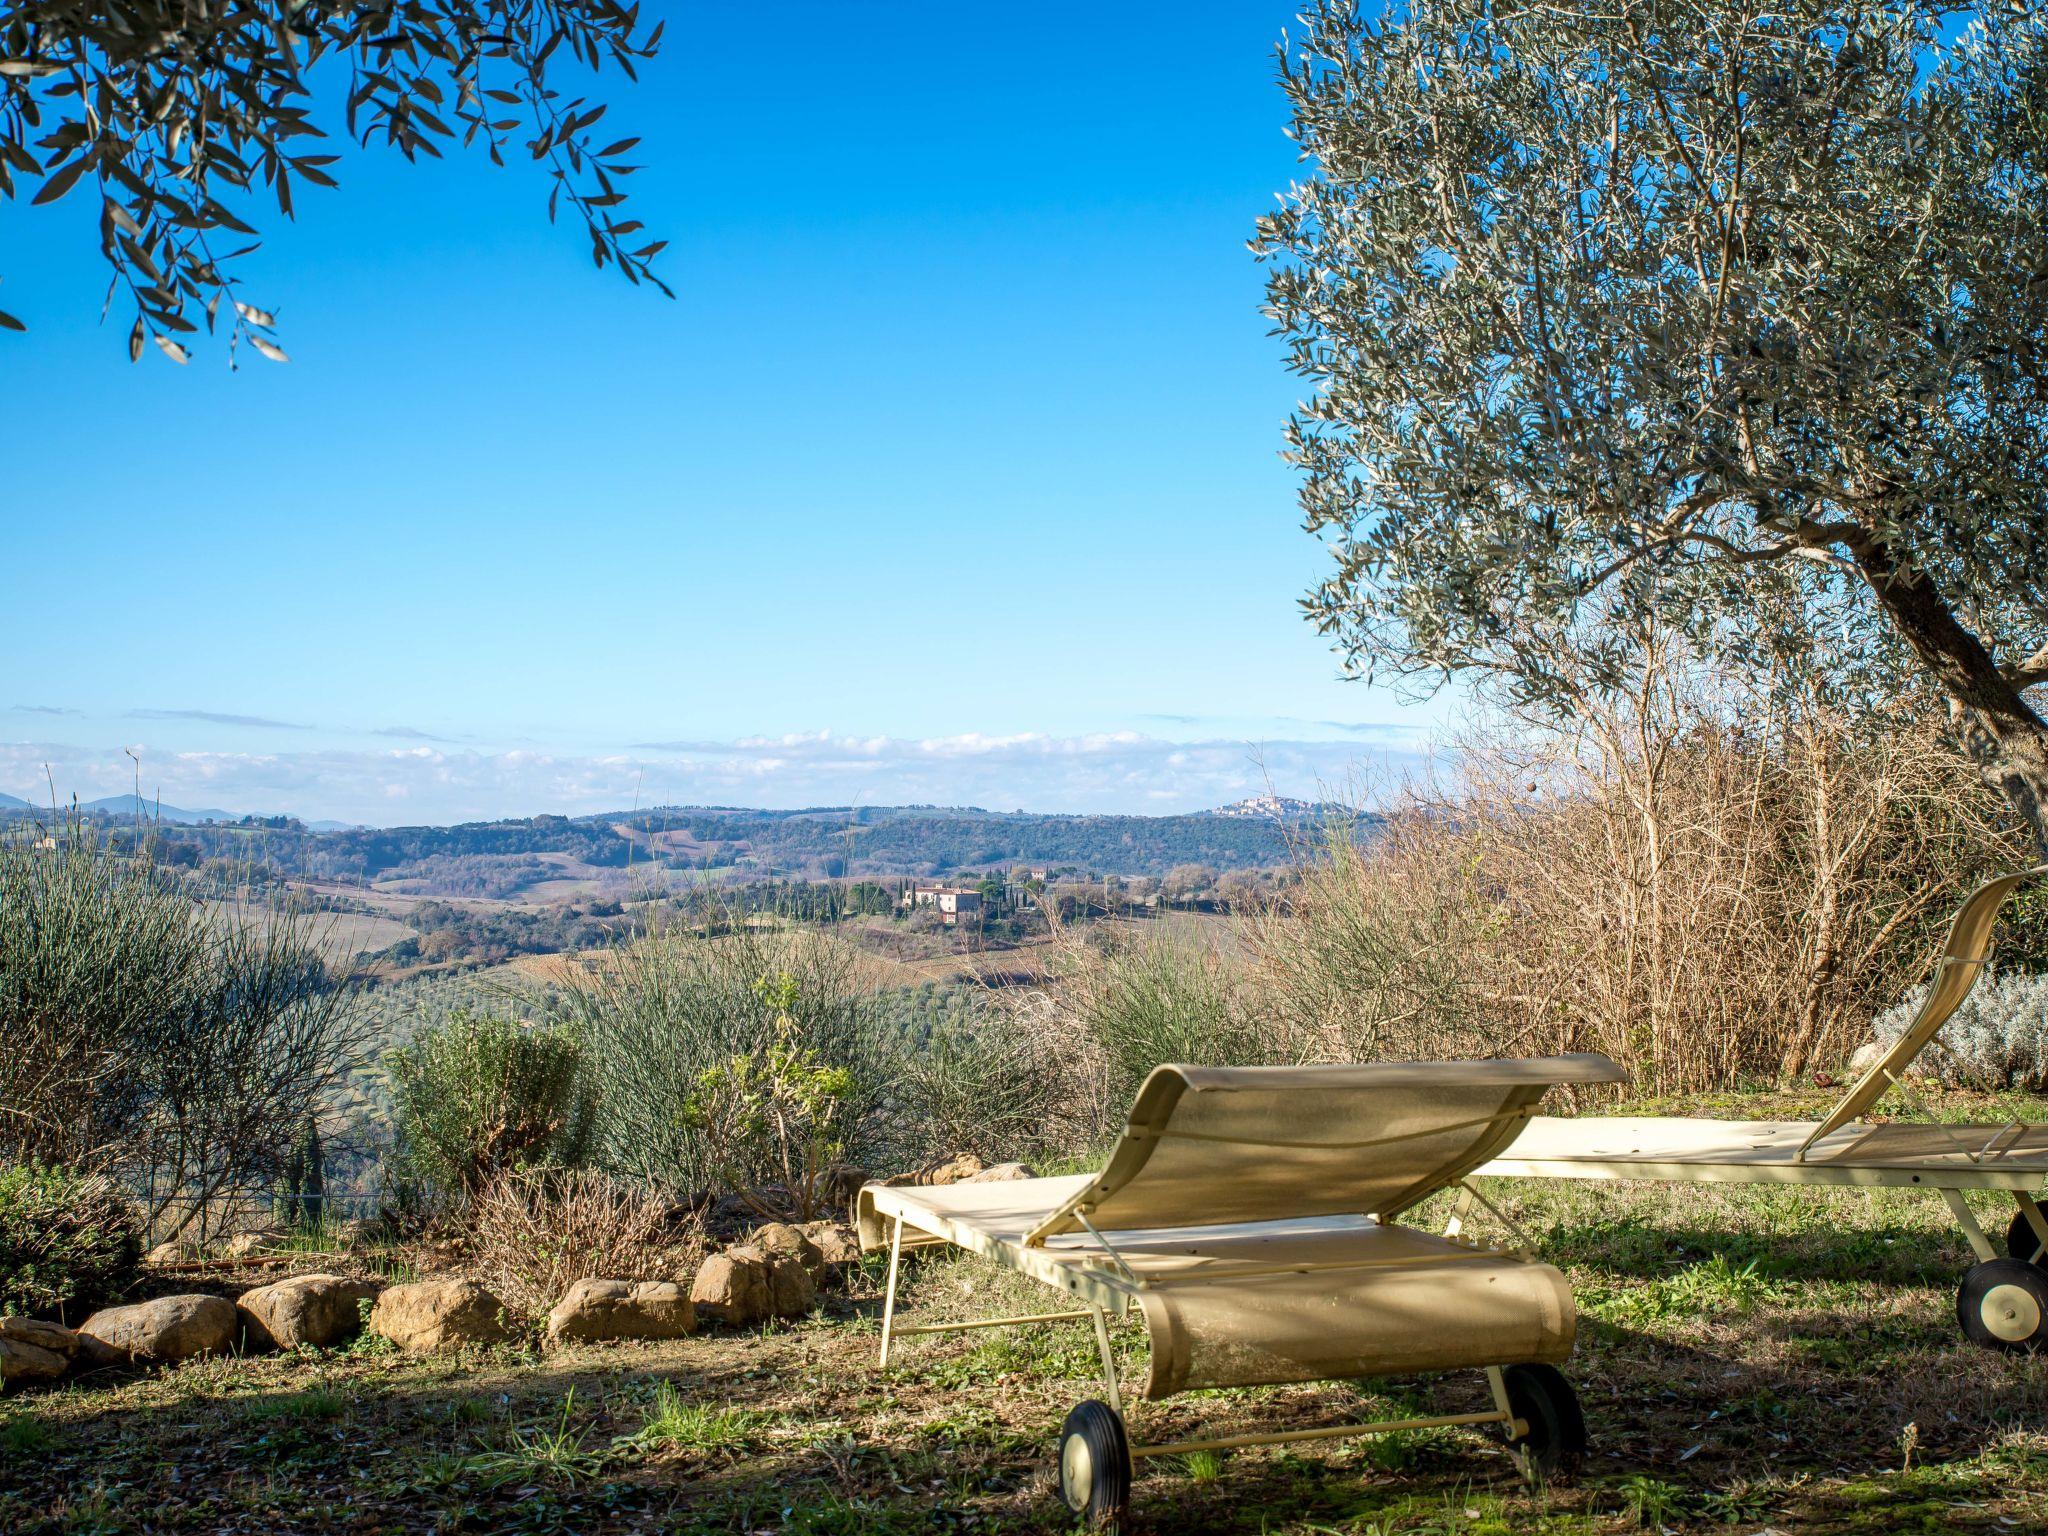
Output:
[0, 2, 1446, 824]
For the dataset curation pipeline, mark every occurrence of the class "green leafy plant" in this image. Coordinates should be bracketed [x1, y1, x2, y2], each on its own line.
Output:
[385, 1009, 596, 1202]
[684, 973, 857, 1220]
[0, 1159, 143, 1320]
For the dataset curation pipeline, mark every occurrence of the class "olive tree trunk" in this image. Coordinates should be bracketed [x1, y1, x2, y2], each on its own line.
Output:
[1850, 535, 2048, 860]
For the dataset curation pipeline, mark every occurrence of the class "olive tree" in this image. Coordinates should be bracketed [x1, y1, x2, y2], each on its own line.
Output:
[0, 1, 667, 359]
[1255, 1, 2048, 851]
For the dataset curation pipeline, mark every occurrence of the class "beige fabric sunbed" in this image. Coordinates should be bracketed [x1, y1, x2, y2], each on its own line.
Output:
[857, 1052, 1624, 1525]
[1476, 867, 2048, 1353]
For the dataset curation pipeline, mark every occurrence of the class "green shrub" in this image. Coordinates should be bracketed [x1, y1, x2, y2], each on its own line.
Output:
[0, 1161, 144, 1319]
[879, 1019, 1065, 1168]
[0, 820, 370, 1243]
[385, 1010, 596, 1201]
[1067, 925, 1270, 1114]
[558, 919, 887, 1198]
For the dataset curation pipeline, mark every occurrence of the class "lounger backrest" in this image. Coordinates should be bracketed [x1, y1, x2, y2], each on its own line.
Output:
[1023, 1053, 1624, 1244]
[1798, 864, 2048, 1160]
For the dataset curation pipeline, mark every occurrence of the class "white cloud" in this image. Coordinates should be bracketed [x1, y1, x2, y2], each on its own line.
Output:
[0, 727, 1431, 827]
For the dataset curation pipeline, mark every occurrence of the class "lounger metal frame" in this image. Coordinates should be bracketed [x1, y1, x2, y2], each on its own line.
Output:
[870, 1202, 1538, 1460]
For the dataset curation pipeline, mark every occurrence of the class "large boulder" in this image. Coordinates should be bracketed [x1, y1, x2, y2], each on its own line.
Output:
[238, 1273, 381, 1351]
[751, 1223, 825, 1277]
[368, 1279, 510, 1352]
[2, 1318, 78, 1386]
[763, 1250, 817, 1318]
[77, 1295, 238, 1367]
[2, 1336, 67, 1386]
[689, 1250, 770, 1328]
[1, 1316, 81, 1359]
[963, 1162, 1036, 1183]
[796, 1221, 862, 1270]
[219, 1231, 284, 1261]
[690, 1246, 816, 1326]
[546, 1280, 695, 1345]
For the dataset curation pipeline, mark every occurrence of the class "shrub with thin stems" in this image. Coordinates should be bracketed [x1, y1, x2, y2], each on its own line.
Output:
[0, 818, 371, 1242]
[876, 1015, 1067, 1169]
[385, 1009, 596, 1203]
[1048, 921, 1275, 1126]
[556, 916, 889, 1200]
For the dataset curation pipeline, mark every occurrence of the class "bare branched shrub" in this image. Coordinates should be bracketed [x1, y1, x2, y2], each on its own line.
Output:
[468, 1167, 702, 1318]
[1248, 650, 2026, 1095]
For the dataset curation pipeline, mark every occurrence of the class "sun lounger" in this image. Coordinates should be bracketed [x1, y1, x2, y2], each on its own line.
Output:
[856, 1052, 1625, 1525]
[1475, 867, 2048, 1353]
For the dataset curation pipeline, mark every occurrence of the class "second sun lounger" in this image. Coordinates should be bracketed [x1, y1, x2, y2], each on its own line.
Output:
[856, 1052, 1625, 1526]
[1475, 867, 2048, 1353]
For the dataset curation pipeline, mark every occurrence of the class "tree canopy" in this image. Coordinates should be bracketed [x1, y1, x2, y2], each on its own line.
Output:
[1, 1, 667, 361]
[1256, 0, 2048, 848]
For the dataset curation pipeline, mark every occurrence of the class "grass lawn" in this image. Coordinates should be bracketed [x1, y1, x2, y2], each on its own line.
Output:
[7, 1101, 2048, 1533]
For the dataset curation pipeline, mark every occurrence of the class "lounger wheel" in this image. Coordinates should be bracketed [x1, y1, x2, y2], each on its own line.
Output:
[2006, 1211, 2048, 1267]
[1959, 1259, 2048, 1352]
[1501, 1363, 1585, 1481]
[1056, 1399, 1131, 1527]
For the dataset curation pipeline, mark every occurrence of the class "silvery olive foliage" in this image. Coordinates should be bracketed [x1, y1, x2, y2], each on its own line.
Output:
[1256, 1, 2048, 848]
[1872, 969, 2048, 1092]
[0, 1, 668, 362]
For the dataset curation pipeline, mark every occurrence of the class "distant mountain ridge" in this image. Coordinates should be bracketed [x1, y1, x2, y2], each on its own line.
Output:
[0, 797, 1378, 886]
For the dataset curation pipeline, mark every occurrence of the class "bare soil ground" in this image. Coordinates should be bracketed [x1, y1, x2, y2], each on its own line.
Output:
[7, 1120, 2048, 1534]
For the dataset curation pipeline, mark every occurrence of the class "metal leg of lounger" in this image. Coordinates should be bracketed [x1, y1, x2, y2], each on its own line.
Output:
[1087, 1303, 1123, 1416]
[1484, 1365, 1530, 1468]
[1940, 1187, 1999, 1263]
[878, 1213, 906, 1367]
[1444, 1183, 1475, 1239]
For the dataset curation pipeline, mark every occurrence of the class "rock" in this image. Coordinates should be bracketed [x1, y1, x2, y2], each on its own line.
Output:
[962, 1162, 1036, 1183]
[690, 1249, 771, 1328]
[77, 1295, 238, 1367]
[1, 1336, 67, 1385]
[238, 1273, 381, 1351]
[751, 1222, 825, 1277]
[689, 1244, 815, 1325]
[763, 1250, 817, 1318]
[546, 1280, 696, 1345]
[368, 1279, 510, 1352]
[797, 1221, 862, 1269]
[823, 1165, 869, 1213]
[219, 1231, 282, 1261]
[1, 1317, 81, 1359]
[145, 1241, 191, 1266]
[920, 1153, 985, 1185]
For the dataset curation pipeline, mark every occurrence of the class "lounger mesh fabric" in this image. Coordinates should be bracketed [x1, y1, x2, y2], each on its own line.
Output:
[860, 1053, 1623, 1398]
[1025, 1057, 1620, 1243]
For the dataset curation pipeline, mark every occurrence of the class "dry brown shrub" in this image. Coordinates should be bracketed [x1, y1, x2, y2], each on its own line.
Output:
[467, 1167, 704, 1317]
[1247, 651, 2030, 1096]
